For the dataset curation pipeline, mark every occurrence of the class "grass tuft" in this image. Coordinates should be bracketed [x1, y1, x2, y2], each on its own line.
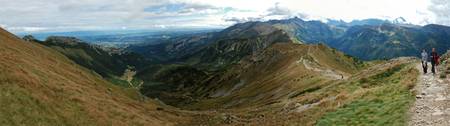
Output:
[316, 63, 417, 126]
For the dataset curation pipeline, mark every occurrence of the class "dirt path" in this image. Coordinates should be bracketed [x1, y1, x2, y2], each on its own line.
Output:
[410, 63, 450, 126]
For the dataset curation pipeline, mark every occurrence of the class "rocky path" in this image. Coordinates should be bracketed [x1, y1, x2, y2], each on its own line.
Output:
[410, 63, 450, 126]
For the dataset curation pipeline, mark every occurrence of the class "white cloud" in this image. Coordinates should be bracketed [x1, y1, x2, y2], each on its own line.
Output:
[186, 0, 435, 25]
[275, 0, 433, 25]
[222, 2, 309, 23]
[6, 27, 49, 32]
[428, 0, 450, 26]
[0, 0, 448, 33]
[267, 3, 293, 16]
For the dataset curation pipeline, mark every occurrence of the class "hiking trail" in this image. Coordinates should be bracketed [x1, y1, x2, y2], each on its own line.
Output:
[410, 63, 450, 126]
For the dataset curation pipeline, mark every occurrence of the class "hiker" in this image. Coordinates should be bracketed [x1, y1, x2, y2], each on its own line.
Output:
[421, 49, 428, 74]
[430, 48, 440, 74]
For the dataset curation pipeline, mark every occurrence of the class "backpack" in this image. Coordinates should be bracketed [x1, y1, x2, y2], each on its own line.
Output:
[437, 55, 440, 65]
[431, 52, 440, 65]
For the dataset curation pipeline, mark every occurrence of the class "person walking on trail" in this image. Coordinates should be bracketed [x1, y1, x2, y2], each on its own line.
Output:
[421, 49, 428, 74]
[430, 48, 440, 74]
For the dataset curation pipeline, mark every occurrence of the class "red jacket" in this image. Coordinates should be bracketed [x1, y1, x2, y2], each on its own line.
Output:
[431, 52, 439, 65]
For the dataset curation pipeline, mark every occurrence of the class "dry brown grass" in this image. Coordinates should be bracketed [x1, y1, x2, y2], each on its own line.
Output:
[187, 43, 362, 110]
[183, 55, 418, 125]
[0, 28, 191, 125]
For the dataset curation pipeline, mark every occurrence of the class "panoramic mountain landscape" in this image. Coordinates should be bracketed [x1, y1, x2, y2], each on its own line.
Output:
[2, 0, 450, 125]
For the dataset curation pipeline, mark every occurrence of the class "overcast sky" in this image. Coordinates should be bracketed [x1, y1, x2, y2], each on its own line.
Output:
[1, 0, 449, 33]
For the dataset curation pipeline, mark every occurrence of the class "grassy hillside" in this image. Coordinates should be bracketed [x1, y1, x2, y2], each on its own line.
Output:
[182, 57, 418, 126]
[187, 43, 364, 109]
[316, 59, 417, 125]
[0, 28, 188, 125]
[439, 50, 450, 79]
[37, 36, 149, 87]
[135, 42, 419, 126]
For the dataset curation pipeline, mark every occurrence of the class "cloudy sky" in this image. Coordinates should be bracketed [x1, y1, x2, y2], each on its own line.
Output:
[1, 0, 449, 33]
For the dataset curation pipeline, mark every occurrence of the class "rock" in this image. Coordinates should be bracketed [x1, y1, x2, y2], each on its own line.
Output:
[258, 114, 265, 118]
[156, 107, 164, 111]
[219, 113, 236, 124]
[416, 95, 423, 99]
[432, 110, 443, 116]
[22, 35, 38, 42]
[106, 88, 112, 95]
[435, 95, 446, 101]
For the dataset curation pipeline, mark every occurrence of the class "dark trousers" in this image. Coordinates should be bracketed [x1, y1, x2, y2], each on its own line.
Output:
[422, 61, 428, 73]
[431, 62, 436, 74]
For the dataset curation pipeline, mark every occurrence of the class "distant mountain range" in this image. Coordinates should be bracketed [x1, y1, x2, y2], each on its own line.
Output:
[330, 23, 450, 60]
[326, 17, 410, 27]
[20, 17, 450, 61]
[263, 18, 450, 60]
[126, 17, 450, 61]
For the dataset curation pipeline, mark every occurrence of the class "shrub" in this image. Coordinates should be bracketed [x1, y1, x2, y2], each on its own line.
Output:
[440, 74, 446, 79]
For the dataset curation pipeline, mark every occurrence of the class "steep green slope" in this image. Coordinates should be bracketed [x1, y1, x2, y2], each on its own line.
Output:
[0, 28, 187, 125]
